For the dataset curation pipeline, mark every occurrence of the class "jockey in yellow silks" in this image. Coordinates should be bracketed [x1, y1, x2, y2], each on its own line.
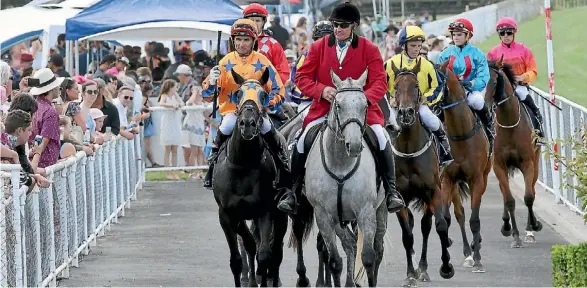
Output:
[384, 25, 453, 166]
[201, 18, 290, 194]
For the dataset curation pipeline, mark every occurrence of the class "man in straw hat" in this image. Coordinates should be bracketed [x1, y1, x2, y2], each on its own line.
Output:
[28, 68, 64, 168]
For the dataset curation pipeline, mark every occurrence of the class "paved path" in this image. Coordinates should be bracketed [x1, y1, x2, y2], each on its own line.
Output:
[60, 174, 566, 287]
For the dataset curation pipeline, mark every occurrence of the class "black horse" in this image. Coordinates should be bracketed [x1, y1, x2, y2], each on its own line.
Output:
[214, 69, 288, 287]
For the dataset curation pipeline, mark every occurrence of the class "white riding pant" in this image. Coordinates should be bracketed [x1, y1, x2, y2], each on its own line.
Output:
[466, 88, 486, 111]
[391, 105, 440, 132]
[219, 112, 272, 136]
[515, 85, 529, 101]
[296, 118, 387, 153]
[297, 101, 312, 118]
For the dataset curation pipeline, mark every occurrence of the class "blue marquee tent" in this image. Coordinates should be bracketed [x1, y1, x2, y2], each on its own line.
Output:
[65, 0, 242, 40]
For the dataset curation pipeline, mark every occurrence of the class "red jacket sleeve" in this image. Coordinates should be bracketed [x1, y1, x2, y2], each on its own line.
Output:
[363, 42, 387, 105]
[294, 41, 326, 100]
[270, 42, 290, 84]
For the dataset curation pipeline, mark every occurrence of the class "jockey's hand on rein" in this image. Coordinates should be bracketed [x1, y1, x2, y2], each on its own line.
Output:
[461, 80, 473, 88]
[321, 87, 336, 103]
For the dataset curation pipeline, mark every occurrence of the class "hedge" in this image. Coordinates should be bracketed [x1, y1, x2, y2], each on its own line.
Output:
[552, 242, 587, 287]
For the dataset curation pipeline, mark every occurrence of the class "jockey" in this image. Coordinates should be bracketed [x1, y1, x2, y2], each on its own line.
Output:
[290, 20, 335, 117]
[277, 2, 405, 215]
[202, 19, 290, 195]
[487, 17, 544, 137]
[437, 18, 495, 144]
[243, 3, 290, 86]
[384, 25, 454, 166]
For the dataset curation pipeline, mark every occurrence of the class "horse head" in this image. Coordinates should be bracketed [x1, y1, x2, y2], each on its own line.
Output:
[391, 59, 422, 127]
[437, 60, 467, 108]
[487, 55, 516, 106]
[231, 68, 269, 141]
[329, 68, 369, 157]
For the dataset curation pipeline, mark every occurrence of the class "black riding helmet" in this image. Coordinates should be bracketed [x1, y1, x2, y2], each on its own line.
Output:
[312, 21, 334, 41]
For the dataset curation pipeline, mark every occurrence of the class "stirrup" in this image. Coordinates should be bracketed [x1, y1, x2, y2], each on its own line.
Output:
[276, 192, 298, 214]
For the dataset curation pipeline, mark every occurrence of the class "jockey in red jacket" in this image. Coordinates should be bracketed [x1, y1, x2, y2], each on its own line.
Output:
[243, 3, 290, 86]
[277, 2, 405, 215]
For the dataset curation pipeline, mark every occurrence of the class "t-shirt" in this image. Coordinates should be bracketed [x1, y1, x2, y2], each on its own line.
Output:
[112, 98, 128, 128]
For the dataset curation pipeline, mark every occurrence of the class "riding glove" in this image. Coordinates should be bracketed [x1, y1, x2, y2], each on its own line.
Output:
[209, 66, 221, 85]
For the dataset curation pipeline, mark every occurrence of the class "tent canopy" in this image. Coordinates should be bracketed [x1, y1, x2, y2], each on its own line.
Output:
[65, 0, 242, 41]
[79, 21, 231, 41]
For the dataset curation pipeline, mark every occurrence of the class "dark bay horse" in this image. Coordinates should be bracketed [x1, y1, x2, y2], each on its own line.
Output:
[438, 61, 492, 273]
[214, 69, 288, 287]
[389, 60, 454, 286]
[486, 57, 543, 248]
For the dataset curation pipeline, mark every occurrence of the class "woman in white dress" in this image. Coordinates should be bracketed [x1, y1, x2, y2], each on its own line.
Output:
[158, 79, 184, 179]
[181, 84, 206, 178]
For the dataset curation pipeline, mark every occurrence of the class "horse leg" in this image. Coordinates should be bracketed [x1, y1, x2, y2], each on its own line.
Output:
[396, 209, 417, 287]
[239, 236, 250, 286]
[254, 213, 273, 287]
[451, 185, 472, 267]
[218, 209, 243, 287]
[291, 216, 311, 288]
[314, 207, 343, 287]
[357, 205, 377, 287]
[431, 188, 454, 279]
[416, 208, 432, 282]
[493, 164, 523, 248]
[316, 233, 330, 287]
[334, 223, 357, 287]
[521, 161, 542, 243]
[236, 222, 258, 287]
[469, 177, 486, 273]
[373, 203, 388, 287]
[270, 211, 288, 287]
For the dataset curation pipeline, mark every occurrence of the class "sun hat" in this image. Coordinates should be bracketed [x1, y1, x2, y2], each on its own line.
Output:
[29, 68, 64, 96]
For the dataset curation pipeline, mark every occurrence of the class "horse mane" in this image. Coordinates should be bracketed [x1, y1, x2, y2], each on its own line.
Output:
[500, 63, 517, 86]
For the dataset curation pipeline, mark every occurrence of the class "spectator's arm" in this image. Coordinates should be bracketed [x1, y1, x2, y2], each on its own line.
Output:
[119, 128, 135, 140]
[72, 112, 88, 132]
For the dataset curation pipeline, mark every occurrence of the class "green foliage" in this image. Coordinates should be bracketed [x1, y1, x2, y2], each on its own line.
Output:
[544, 123, 587, 222]
[552, 242, 587, 287]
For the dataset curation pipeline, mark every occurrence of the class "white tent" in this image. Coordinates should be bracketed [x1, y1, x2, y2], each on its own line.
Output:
[79, 21, 232, 41]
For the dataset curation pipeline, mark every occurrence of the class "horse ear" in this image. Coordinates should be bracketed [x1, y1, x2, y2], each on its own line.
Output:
[330, 68, 343, 88]
[231, 69, 245, 85]
[260, 68, 270, 87]
[391, 61, 400, 75]
[413, 59, 422, 74]
[497, 54, 504, 68]
[357, 67, 369, 87]
[439, 60, 449, 73]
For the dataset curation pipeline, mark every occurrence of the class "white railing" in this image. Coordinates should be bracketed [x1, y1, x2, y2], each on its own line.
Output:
[530, 86, 586, 217]
[0, 135, 144, 287]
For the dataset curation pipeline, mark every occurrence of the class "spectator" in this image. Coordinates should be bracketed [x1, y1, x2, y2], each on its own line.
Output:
[93, 54, 117, 78]
[268, 16, 290, 49]
[28, 68, 63, 169]
[48, 54, 70, 77]
[137, 83, 161, 168]
[106, 57, 129, 76]
[1, 110, 50, 192]
[89, 108, 111, 141]
[59, 78, 87, 132]
[158, 79, 183, 180]
[7, 93, 39, 174]
[112, 85, 138, 140]
[91, 82, 120, 135]
[80, 81, 103, 144]
[427, 37, 445, 64]
[182, 79, 206, 178]
[58, 116, 93, 158]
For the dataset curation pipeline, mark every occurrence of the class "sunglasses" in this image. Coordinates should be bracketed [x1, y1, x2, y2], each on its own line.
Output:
[86, 90, 99, 95]
[333, 21, 351, 29]
[499, 31, 514, 36]
[124, 96, 134, 100]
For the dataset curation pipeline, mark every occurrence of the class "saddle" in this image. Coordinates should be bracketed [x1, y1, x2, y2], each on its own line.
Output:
[518, 97, 542, 132]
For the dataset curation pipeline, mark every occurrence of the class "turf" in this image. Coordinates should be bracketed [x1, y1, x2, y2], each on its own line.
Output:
[477, 6, 587, 106]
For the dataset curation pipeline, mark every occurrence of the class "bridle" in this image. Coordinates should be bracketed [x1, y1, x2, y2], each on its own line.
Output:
[327, 86, 368, 142]
[235, 81, 265, 141]
[393, 69, 422, 127]
[489, 66, 521, 129]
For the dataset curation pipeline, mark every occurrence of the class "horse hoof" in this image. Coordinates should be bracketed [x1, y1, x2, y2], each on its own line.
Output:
[296, 276, 310, 287]
[511, 238, 524, 248]
[472, 263, 485, 273]
[440, 263, 455, 279]
[402, 277, 418, 287]
[463, 255, 474, 268]
[533, 221, 543, 232]
[525, 233, 536, 244]
[416, 268, 430, 282]
[315, 280, 324, 287]
[447, 237, 453, 248]
[256, 274, 262, 285]
[270, 277, 282, 287]
[501, 225, 512, 237]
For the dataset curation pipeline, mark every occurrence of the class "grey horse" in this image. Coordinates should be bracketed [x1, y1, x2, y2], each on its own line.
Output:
[303, 69, 388, 287]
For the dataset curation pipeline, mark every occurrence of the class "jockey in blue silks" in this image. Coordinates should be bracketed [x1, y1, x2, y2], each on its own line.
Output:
[437, 18, 495, 144]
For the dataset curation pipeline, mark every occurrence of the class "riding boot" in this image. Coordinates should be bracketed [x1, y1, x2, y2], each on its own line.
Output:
[203, 132, 230, 189]
[261, 126, 292, 198]
[432, 126, 454, 167]
[277, 148, 307, 214]
[521, 97, 545, 137]
[378, 142, 406, 213]
[475, 104, 496, 153]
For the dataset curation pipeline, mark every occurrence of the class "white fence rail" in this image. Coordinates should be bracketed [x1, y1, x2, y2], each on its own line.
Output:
[530, 87, 585, 217]
[0, 136, 144, 287]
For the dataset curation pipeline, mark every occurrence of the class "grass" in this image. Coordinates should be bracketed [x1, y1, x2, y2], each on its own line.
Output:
[477, 6, 587, 106]
[145, 170, 205, 181]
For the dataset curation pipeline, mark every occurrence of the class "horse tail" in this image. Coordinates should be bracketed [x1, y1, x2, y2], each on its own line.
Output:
[458, 181, 471, 200]
[287, 194, 314, 250]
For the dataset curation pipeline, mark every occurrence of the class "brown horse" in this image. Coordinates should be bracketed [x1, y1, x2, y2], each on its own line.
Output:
[485, 57, 543, 248]
[389, 60, 454, 286]
[437, 61, 492, 273]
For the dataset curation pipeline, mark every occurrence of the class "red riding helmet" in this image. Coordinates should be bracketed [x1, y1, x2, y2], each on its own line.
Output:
[496, 17, 518, 32]
[243, 3, 268, 19]
[448, 18, 474, 37]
